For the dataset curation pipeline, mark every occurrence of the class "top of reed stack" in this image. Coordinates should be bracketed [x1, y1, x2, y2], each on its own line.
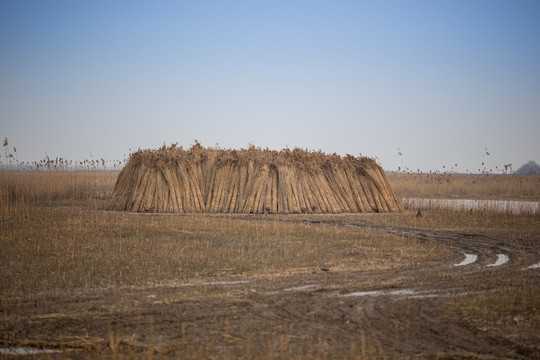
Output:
[110, 144, 403, 214]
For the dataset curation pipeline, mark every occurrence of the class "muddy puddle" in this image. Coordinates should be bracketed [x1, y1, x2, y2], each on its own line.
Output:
[402, 198, 539, 214]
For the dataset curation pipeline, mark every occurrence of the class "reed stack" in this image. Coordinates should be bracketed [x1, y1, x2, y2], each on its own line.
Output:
[110, 144, 403, 213]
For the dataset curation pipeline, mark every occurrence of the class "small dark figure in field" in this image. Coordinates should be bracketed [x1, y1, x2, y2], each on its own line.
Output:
[416, 208, 422, 218]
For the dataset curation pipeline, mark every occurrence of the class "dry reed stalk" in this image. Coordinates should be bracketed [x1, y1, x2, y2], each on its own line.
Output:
[308, 172, 329, 213]
[298, 177, 314, 213]
[255, 166, 269, 213]
[192, 164, 206, 212]
[295, 174, 309, 213]
[228, 165, 240, 213]
[324, 167, 344, 211]
[209, 164, 223, 212]
[252, 167, 269, 213]
[218, 167, 230, 212]
[218, 163, 232, 212]
[346, 169, 364, 212]
[185, 167, 201, 212]
[285, 169, 301, 213]
[177, 165, 194, 212]
[294, 171, 306, 213]
[358, 175, 377, 212]
[110, 145, 402, 214]
[270, 166, 278, 213]
[334, 167, 357, 212]
[352, 177, 368, 211]
[345, 170, 365, 212]
[204, 159, 217, 206]
[150, 167, 162, 211]
[160, 168, 173, 212]
[362, 172, 384, 212]
[164, 166, 182, 212]
[174, 166, 187, 212]
[143, 168, 157, 212]
[245, 167, 260, 213]
[264, 168, 272, 213]
[258, 173, 269, 213]
[320, 170, 341, 213]
[315, 175, 332, 213]
[132, 164, 152, 211]
[240, 164, 256, 213]
[226, 163, 239, 212]
[236, 163, 249, 212]
[373, 186, 386, 212]
[367, 169, 390, 212]
[258, 166, 271, 213]
[328, 167, 347, 212]
[219, 163, 234, 212]
[278, 168, 289, 214]
[112, 163, 132, 210]
[151, 168, 162, 211]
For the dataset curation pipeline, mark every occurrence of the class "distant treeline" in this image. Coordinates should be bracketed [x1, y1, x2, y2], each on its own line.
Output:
[516, 161, 540, 175]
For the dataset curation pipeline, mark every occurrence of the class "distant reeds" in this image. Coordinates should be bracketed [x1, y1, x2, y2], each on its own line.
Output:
[110, 144, 403, 214]
[387, 172, 540, 201]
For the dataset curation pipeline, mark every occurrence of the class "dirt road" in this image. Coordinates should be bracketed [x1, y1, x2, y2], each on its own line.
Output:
[2, 216, 539, 359]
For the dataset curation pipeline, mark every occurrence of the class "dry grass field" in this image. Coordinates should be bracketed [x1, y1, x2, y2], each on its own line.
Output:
[387, 171, 540, 200]
[1, 169, 539, 358]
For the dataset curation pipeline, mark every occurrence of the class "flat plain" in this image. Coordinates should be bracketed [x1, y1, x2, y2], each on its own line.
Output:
[1, 170, 539, 359]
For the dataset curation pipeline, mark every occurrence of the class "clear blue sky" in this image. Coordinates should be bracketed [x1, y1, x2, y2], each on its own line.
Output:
[1, 0, 539, 172]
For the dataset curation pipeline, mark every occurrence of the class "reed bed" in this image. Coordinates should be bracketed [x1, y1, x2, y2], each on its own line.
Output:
[0, 170, 116, 220]
[388, 172, 540, 201]
[110, 144, 403, 214]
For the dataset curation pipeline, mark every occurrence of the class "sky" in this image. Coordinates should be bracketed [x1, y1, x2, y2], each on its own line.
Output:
[1, 0, 539, 172]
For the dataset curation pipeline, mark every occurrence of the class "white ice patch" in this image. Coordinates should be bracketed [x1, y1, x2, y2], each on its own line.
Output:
[342, 290, 383, 297]
[402, 198, 539, 214]
[408, 294, 441, 299]
[487, 254, 509, 267]
[454, 252, 478, 267]
[525, 262, 540, 270]
[342, 289, 416, 297]
[177, 280, 250, 287]
[284, 285, 317, 291]
[0, 347, 62, 356]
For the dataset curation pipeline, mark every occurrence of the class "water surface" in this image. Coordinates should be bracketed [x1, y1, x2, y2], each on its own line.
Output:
[402, 198, 539, 214]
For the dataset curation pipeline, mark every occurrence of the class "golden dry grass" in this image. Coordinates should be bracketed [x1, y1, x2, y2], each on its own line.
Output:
[1, 203, 450, 297]
[387, 171, 540, 200]
[0, 170, 116, 211]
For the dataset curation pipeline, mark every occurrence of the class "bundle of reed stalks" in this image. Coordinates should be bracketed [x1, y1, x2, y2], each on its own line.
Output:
[110, 144, 403, 214]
